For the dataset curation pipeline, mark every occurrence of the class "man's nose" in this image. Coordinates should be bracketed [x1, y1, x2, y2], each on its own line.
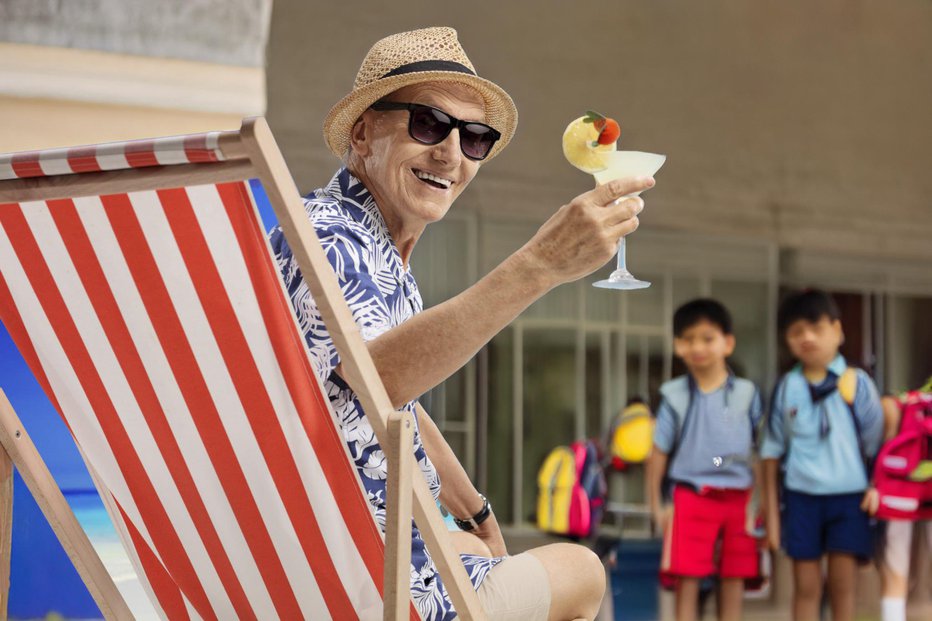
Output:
[430, 127, 463, 165]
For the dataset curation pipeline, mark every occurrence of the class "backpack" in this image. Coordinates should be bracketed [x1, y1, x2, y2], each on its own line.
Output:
[873, 391, 932, 520]
[536, 439, 607, 538]
[660, 375, 760, 497]
[608, 401, 654, 468]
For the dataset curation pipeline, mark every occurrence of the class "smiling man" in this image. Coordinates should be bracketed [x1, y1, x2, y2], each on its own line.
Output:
[269, 27, 654, 621]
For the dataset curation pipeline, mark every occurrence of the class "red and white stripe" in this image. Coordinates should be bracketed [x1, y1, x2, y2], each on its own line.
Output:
[0, 180, 416, 620]
[0, 133, 225, 181]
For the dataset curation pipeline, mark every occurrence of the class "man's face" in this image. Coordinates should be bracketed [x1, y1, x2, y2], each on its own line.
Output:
[350, 82, 485, 232]
[784, 316, 843, 369]
[673, 319, 735, 373]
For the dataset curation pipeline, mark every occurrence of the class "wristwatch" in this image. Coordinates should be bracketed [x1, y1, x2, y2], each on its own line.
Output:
[452, 494, 492, 532]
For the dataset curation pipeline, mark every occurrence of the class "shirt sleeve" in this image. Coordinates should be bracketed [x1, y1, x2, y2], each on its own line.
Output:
[854, 371, 884, 458]
[759, 378, 787, 460]
[653, 399, 677, 454]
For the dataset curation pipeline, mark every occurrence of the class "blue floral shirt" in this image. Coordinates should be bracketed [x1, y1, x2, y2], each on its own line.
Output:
[269, 168, 502, 620]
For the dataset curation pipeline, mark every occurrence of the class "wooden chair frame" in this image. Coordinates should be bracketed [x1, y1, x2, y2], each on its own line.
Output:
[0, 117, 486, 620]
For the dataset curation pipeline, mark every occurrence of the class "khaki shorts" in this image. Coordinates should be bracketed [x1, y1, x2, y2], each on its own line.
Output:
[476, 552, 551, 621]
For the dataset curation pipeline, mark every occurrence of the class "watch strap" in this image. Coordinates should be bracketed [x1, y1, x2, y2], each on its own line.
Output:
[452, 494, 492, 531]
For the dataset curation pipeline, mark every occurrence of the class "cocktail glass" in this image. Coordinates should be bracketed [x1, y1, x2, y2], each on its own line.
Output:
[591, 151, 666, 290]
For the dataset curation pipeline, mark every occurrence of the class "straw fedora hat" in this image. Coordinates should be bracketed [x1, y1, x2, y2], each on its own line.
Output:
[323, 27, 518, 161]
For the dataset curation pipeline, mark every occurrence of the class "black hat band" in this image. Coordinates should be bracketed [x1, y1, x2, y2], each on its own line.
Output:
[381, 60, 476, 79]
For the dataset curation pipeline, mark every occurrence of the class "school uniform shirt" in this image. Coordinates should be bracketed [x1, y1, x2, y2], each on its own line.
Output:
[653, 375, 763, 491]
[270, 167, 502, 621]
[760, 355, 883, 495]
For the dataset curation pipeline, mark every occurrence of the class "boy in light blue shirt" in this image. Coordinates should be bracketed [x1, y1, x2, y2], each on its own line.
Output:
[762, 289, 882, 621]
[648, 299, 763, 621]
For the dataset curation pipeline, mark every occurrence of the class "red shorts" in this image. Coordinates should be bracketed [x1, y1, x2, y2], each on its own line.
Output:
[661, 485, 759, 579]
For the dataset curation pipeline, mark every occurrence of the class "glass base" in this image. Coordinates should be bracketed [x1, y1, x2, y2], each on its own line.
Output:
[593, 269, 651, 290]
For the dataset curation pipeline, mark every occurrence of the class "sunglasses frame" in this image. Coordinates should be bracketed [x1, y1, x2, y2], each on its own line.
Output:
[369, 100, 501, 161]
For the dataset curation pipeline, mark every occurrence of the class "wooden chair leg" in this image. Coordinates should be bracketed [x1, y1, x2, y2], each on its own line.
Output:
[0, 443, 12, 621]
[0, 390, 132, 620]
[384, 410, 415, 621]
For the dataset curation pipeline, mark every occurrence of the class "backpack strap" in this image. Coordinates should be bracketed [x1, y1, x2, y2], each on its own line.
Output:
[838, 367, 858, 406]
[729, 378, 760, 447]
[571, 441, 587, 475]
[838, 367, 872, 478]
[659, 375, 693, 457]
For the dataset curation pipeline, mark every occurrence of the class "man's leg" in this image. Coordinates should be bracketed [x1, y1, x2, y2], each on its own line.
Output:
[449, 531, 492, 557]
[674, 577, 700, 621]
[527, 543, 605, 621]
[716, 577, 743, 621]
[792, 559, 823, 621]
[826, 552, 857, 621]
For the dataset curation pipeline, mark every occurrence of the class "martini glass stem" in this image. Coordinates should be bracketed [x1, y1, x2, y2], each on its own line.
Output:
[616, 236, 628, 272]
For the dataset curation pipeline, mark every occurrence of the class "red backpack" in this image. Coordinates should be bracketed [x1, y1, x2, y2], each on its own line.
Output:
[873, 391, 932, 521]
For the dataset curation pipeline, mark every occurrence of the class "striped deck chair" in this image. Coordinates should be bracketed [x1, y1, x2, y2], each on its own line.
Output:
[0, 118, 486, 620]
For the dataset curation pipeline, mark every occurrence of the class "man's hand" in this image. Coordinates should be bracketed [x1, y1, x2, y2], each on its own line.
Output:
[520, 176, 655, 287]
[860, 487, 879, 515]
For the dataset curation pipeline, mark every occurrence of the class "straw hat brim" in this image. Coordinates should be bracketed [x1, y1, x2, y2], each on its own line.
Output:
[323, 70, 518, 162]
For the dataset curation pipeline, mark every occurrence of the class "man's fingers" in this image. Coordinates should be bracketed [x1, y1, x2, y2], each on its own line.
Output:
[590, 176, 655, 206]
[604, 196, 644, 226]
[605, 214, 640, 241]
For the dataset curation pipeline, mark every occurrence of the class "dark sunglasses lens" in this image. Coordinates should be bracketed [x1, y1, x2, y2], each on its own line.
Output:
[409, 106, 453, 145]
[460, 124, 497, 160]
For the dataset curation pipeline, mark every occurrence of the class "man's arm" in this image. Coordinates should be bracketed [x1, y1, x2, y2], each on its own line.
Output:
[354, 177, 652, 408]
[415, 403, 506, 557]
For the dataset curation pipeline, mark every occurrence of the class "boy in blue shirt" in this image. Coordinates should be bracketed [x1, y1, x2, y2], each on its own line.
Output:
[761, 289, 883, 621]
[648, 299, 763, 621]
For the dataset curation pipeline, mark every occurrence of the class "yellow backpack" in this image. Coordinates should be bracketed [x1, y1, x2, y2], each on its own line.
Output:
[610, 402, 655, 464]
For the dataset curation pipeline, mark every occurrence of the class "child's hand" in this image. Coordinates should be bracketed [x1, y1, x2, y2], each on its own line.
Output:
[651, 505, 672, 536]
[860, 487, 879, 516]
[766, 523, 780, 551]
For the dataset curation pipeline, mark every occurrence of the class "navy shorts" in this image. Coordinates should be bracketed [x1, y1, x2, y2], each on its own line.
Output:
[783, 489, 872, 561]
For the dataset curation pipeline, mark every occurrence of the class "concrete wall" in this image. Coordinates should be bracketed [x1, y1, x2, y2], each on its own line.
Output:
[0, 0, 271, 66]
[266, 0, 932, 264]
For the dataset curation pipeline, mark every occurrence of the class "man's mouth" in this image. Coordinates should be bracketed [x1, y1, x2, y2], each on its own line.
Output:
[413, 169, 453, 190]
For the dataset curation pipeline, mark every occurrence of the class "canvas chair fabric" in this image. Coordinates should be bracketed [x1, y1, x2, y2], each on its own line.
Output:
[0, 133, 227, 180]
[0, 127, 435, 619]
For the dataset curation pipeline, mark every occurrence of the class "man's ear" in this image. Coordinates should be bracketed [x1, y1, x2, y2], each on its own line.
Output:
[348, 115, 371, 157]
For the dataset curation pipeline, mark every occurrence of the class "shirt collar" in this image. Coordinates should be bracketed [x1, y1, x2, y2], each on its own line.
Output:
[320, 167, 390, 231]
[687, 368, 736, 395]
[317, 167, 412, 277]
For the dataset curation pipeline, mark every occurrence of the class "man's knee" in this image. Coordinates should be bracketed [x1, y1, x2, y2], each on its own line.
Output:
[581, 547, 606, 596]
[563, 544, 606, 605]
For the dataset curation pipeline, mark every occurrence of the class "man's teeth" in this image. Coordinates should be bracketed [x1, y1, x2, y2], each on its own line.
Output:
[414, 170, 452, 189]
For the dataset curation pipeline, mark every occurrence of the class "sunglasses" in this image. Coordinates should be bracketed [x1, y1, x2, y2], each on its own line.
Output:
[369, 101, 501, 161]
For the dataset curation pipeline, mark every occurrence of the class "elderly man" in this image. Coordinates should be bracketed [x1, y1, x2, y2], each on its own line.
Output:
[270, 27, 653, 621]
